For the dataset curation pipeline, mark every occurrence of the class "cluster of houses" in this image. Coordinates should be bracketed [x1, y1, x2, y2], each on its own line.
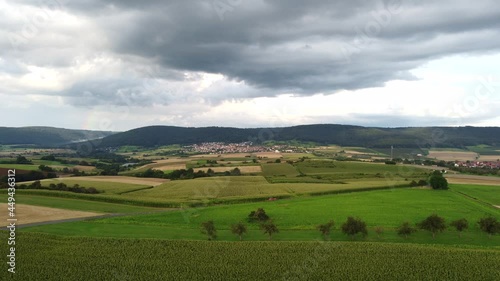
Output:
[185, 142, 269, 154]
[183, 142, 301, 154]
[454, 161, 500, 169]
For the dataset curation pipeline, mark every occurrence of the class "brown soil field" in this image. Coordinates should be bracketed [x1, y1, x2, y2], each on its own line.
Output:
[0, 204, 102, 227]
[254, 152, 283, 159]
[56, 176, 168, 186]
[478, 155, 500, 161]
[427, 151, 479, 161]
[155, 164, 187, 171]
[446, 174, 500, 186]
[195, 166, 262, 173]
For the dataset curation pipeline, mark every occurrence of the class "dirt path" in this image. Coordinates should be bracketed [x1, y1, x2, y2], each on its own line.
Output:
[0, 204, 103, 227]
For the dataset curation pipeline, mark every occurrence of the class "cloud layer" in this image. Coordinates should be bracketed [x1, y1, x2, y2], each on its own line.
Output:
[1, 0, 500, 130]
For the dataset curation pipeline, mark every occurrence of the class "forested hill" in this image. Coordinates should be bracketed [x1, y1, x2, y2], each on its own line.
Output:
[96, 125, 500, 148]
[0, 127, 115, 146]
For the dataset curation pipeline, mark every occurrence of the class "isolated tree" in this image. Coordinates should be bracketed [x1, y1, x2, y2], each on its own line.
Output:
[418, 214, 446, 239]
[231, 222, 247, 241]
[429, 171, 448, 190]
[260, 221, 279, 240]
[201, 220, 217, 241]
[248, 208, 269, 222]
[374, 226, 384, 239]
[397, 222, 417, 239]
[317, 220, 335, 240]
[478, 216, 500, 238]
[341, 217, 368, 239]
[450, 218, 469, 238]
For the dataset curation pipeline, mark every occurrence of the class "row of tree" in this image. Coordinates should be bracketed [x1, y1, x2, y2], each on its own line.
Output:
[13, 180, 100, 194]
[200, 210, 499, 241]
[136, 167, 242, 180]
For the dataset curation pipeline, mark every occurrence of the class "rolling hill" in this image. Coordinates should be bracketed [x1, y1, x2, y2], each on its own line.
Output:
[0, 127, 115, 146]
[95, 125, 500, 149]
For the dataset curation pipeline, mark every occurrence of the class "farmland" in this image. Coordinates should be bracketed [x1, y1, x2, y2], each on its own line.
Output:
[3, 233, 499, 280]
[1, 142, 499, 279]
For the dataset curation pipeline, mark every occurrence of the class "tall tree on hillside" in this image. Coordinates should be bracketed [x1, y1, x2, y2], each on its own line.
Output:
[341, 217, 368, 239]
[418, 214, 446, 239]
[260, 221, 279, 240]
[201, 221, 217, 241]
[478, 216, 500, 238]
[397, 222, 417, 239]
[429, 171, 448, 190]
[231, 222, 247, 241]
[317, 220, 335, 240]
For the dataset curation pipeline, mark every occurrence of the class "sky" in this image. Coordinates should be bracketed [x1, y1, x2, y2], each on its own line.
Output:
[1, 0, 500, 132]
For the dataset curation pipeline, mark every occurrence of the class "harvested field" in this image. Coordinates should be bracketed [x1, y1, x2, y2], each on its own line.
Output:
[478, 155, 500, 161]
[428, 151, 478, 161]
[192, 153, 252, 158]
[155, 164, 187, 171]
[445, 174, 500, 186]
[254, 152, 283, 159]
[55, 176, 168, 186]
[73, 165, 97, 171]
[195, 166, 262, 173]
[0, 204, 102, 226]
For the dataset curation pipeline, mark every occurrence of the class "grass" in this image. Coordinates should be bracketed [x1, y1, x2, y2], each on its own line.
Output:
[0, 164, 39, 171]
[22, 187, 499, 245]
[0, 193, 159, 213]
[450, 184, 500, 206]
[261, 163, 299, 177]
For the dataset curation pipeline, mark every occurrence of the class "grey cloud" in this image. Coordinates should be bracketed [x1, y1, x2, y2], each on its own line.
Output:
[7, 0, 500, 100]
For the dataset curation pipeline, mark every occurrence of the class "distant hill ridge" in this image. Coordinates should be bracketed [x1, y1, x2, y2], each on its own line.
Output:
[96, 124, 500, 149]
[0, 126, 115, 146]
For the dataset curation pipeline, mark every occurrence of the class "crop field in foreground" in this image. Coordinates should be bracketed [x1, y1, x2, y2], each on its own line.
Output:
[2, 233, 498, 281]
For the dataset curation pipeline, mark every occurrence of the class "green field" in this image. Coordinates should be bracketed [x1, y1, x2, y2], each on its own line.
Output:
[0, 164, 39, 171]
[2, 233, 498, 280]
[21, 187, 499, 245]
[0, 193, 161, 213]
[451, 184, 500, 206]
[467, 145, 500, 155]
[115, 176, 413, 204]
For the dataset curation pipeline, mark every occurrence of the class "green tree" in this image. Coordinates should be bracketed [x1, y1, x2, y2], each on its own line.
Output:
[397, 222, 417, 239]
[418, 214, 446, 239]
[231, 222, 247, 241]
[450, 218, 469, 238]
[16, 155, 32, 164]
[230, 168, 241, 176]
[248, 208, 269, 222]
[374, 226, 384, 239]
[429, 171, 448, 190]
[478, 216, 500, 238]
[260, 221, 279, 240]
[201, 221, 217, 241]
[341, 217, 368, 239]
[317, 220, 334, 240]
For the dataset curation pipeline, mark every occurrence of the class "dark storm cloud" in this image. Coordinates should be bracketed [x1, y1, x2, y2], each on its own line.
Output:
[8, 0, 500, 97]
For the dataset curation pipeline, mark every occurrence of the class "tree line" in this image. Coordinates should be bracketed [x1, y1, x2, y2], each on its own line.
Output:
[136, 167, 242, 180]
[200, 209, 499, 241]
[1, 180, 100, 194]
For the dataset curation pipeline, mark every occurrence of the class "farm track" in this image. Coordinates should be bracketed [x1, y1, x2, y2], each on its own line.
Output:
[1, 208, 179, 230]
